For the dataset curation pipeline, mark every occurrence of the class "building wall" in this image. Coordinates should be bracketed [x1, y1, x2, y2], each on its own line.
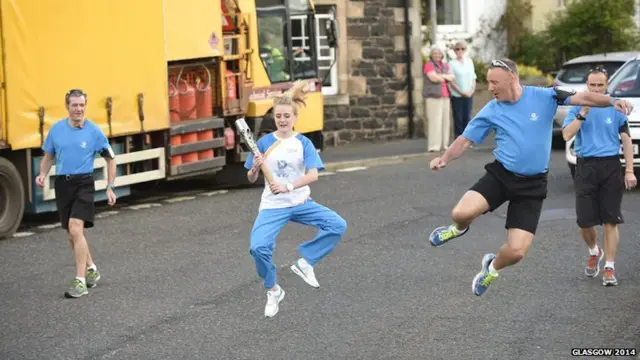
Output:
[320, 0, 425, 147]
[422, 0, 507, 62]
[527, 0, 565, 33]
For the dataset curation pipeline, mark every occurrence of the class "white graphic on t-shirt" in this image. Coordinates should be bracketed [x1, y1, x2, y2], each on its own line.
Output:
[258, 134, 315, 211]
[275, 160, 290, 178]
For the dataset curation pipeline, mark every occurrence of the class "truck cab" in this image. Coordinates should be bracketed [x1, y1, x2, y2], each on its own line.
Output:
[565, 55, 640, 178]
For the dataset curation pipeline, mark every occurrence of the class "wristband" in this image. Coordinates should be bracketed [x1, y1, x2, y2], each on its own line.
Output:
[107, 183, 114, 189]
[286, 182, 294, 192]
[610, 97, 617, 106]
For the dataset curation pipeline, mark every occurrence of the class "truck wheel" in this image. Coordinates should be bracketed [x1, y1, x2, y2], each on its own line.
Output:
[0, 157, 24, 239]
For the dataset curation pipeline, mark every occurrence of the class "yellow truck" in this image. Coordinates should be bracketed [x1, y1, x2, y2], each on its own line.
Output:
[0, 0, 338, 238]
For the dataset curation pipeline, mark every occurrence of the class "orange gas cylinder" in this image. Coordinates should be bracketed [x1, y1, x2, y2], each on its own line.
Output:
[226, 70, 237, 100]
[224, 127, 235, 150]
[168, 76, 182, 166]
[178, 72, 197, 121]
[179, 72, 198, 163]
[196, 66, 214, 160]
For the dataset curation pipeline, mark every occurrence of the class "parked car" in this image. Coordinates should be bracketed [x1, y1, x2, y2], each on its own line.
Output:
[552, 52, 640, 147]
[565, 54, 640, 178]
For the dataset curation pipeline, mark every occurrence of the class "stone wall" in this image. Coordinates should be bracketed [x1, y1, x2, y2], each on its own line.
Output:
[323, 0, 422, 147]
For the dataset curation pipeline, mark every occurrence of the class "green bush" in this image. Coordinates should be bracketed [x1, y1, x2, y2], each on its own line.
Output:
[472, 58, 488, 84]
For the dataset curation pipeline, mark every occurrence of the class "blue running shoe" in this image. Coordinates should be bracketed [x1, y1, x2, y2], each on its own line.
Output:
[472, 253, 498, 296]
[429, 224, 469, 246]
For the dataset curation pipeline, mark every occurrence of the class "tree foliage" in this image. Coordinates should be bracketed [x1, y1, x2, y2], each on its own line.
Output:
[545, 0, 640, 62]
[508, 0, 640, 72]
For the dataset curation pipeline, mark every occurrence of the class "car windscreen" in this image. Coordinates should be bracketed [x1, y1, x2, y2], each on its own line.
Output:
[557, 61, 625, 84]
[608, 59, 640, 97]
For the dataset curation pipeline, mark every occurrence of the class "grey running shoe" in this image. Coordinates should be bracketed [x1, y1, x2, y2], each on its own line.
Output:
[64, 279, 88, 298]
[602, 268, 618, 286]
[585, 247, 604, 277]
[86, 268, 101, 288]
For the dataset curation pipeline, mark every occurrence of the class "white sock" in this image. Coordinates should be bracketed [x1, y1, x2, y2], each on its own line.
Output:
[605, 261, 615, 269]
[488, 261, 499, 276]
[76, 277, 86, 284]
[454, 225, 467, 234]
[298, 258, 311, 269]
[270, 285, 280, 293]
[88, 264, 97, 271]
[588, 245, 599, 256]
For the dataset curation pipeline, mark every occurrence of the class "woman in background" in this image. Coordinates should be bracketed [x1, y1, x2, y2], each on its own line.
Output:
[447, 41, 477, 138]
[423, 46, 455, 152]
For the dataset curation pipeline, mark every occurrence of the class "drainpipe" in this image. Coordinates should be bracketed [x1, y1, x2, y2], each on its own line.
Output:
[404, 0, 415, 138]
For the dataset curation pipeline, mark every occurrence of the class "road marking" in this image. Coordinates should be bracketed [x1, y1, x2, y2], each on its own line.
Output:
[201, 190, 229, 197]
[38, 223, 61, 229]
[319, 171, 336, 177]
[13, 232, 34, 238]
[96, 211, 120, 218]
[125, 203, 162, 210]
[336, 166, 368, 172]
[164, 196, 196, 203]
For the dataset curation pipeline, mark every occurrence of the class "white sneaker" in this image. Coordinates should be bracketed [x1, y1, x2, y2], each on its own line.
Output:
[264, 286, 285, 318]
[290, 258, 320, 288]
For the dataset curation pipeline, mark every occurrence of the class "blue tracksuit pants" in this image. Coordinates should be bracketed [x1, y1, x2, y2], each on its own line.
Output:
[249, 199, 347, 289]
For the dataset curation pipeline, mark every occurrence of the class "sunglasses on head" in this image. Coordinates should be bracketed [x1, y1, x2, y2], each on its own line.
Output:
[588, 66, 608, 77]
[489, 59, 514, 73]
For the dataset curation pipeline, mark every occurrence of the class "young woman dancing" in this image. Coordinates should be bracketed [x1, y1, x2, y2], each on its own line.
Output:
[244, 81, 348, 318]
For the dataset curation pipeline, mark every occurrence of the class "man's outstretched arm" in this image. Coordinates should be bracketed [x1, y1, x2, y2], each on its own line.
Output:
[441, 136, 474, 163]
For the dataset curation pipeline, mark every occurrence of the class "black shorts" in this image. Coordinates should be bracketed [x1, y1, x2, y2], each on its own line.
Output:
[574, 156, 624, 228]
[470, 160, 548, 235]
[54, 174, 96, 230]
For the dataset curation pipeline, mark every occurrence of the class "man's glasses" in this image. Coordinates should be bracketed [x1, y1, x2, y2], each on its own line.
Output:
[489, 59, 514, 73]
[454, 47, 466, 51]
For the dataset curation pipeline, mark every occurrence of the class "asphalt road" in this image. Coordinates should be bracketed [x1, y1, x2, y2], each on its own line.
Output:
[1, 148, 639, 360]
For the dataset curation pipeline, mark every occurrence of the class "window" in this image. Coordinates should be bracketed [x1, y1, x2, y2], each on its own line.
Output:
[291, 6, 338, 95]
[558, 61, 626, 84]
[425, 0, 463, 27]
[256, 6, 292, 83]
[609, 60, 640, 97]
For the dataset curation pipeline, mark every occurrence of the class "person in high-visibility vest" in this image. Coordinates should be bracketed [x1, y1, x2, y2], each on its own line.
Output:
[259, 30, 289, 82]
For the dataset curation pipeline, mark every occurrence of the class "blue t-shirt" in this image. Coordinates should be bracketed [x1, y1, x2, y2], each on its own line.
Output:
[244, 132, 324, 210]
[462, 86, 570, 176]
[562, 106, 628, 158]
[42, 119, 112, 175]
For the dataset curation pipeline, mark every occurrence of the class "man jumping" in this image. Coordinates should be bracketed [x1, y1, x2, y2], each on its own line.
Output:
[428, 59, 633, 297]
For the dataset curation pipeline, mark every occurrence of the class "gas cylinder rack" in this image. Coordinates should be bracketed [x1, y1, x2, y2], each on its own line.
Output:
[166, 59, 227, 179]
[221, 0, 253, 163]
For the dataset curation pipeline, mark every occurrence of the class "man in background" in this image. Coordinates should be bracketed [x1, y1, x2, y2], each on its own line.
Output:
[562, 67, 637, 286]
[36, 89, 118, 298]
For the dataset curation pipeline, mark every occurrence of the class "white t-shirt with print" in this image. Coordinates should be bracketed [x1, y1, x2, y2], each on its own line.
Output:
[244, 132, 324, 211]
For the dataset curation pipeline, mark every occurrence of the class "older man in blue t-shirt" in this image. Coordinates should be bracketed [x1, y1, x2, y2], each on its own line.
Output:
[562, 67, 637, 287]
[36, 89, 118, 299]
[426, 58, 633, 297]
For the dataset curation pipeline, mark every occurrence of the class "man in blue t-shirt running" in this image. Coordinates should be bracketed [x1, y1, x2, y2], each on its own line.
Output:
[427, 59, 633, 297]
[36, 89, 118, 299]
[562, 67, 637, 287]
